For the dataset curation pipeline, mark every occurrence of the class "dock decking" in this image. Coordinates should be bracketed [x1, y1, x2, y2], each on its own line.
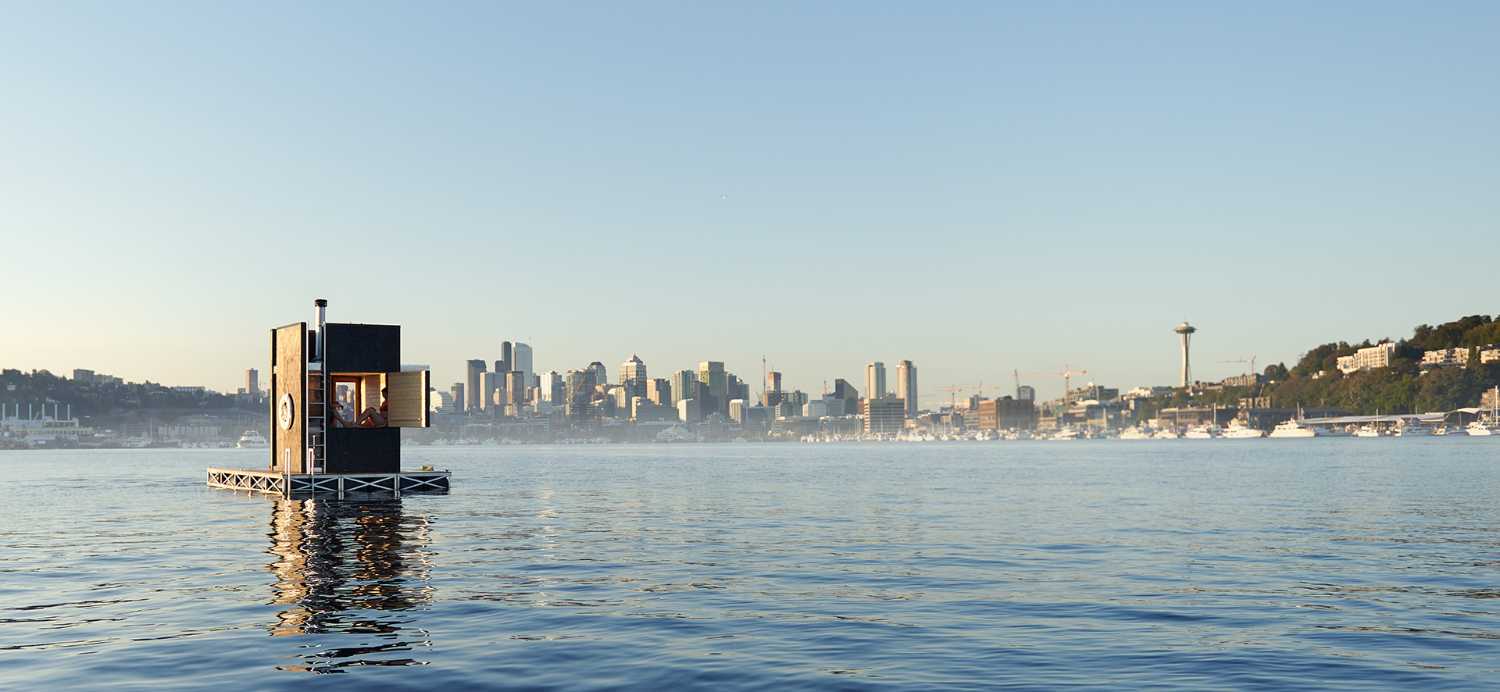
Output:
[206, 467, 450, 498]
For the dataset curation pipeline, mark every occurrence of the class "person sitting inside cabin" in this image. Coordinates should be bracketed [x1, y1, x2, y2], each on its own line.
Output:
[329, 390, 357, 428]
[356, 387, 389, 428]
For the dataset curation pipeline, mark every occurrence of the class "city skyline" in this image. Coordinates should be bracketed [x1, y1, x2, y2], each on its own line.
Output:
[4, 4, 1498, 400]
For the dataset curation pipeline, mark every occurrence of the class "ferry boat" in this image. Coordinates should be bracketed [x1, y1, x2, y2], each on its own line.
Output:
[1268, 419, 1318, 438]
[1222, 420, 1264, 439]
[235, 430, 269, 448]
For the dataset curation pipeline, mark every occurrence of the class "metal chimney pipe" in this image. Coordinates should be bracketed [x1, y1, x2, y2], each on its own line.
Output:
[313, 298, 328, 361]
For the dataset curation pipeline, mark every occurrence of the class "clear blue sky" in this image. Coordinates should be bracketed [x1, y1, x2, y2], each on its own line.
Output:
[3, 2, 1497, 405]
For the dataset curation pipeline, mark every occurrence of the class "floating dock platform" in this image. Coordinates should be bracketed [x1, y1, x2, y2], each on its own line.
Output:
[207, 467, 450, 498]
[206, 298, 451, 499]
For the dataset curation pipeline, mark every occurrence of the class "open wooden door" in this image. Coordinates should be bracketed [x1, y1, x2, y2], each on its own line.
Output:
[271, 323, 308, 472]
[386, 370, 430, 428]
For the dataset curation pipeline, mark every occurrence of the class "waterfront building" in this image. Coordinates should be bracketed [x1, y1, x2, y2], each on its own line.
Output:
[1421, 347, 1472, 368]
[1017, 384, 1035, 402]
[895, 360, 918, 418]
[1337, 342, 1396, 374]
[465, 359, 486, 412]
[647, 378, 672, 406]
[698, 361, 727, 414]
[977, 397, 1038, 431]
[865, 362, 887, 401]
[676, 397, 701, 423]
[804, 399, 828, 418]
[244, 368, 259, 398]
[513, 342, 533, 384]
[862, 397, 906, 434]
[450, 383, 466, 413]
[729, 399, 748, 424]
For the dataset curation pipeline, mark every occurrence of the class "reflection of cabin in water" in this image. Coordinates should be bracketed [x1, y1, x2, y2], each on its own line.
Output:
[208, 299, 448, 497]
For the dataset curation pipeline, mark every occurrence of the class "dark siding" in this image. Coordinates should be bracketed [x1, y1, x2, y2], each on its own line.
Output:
[324, 323, 401, 373]
[326, 428, 400, 473]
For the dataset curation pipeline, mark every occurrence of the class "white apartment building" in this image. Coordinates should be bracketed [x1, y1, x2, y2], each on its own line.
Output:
[1421, 347, 1472, 368]
[1337, 342, 1396, 375]
[1481, 346, 1500, 364]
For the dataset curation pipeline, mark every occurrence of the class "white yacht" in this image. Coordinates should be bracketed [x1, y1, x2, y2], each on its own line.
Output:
[1354, 424, 1384, 438]
[235, 430, 268, 448]
[1049, 427, 1081, 440]
[1183, 424, 1221, 439]
[1152, 428, 1180, 440]
[1222, 420, 1264, 439]
[1466, 420, 1497, 436]
[1268, 420, 1318, 438]
[1119, 426, 1152, 440]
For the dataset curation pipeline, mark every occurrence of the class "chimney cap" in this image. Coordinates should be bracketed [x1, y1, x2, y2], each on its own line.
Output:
[314, 298, 328, 307]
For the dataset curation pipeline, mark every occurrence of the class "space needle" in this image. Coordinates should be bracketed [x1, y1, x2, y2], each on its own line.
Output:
[1174, 321, 1197, 388]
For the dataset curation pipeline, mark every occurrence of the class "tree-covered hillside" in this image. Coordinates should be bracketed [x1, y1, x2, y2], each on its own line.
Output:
[1259, 315, 1500, 414]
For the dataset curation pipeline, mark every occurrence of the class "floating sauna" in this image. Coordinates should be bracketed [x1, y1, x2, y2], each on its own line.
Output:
[208, 299, 449, 498]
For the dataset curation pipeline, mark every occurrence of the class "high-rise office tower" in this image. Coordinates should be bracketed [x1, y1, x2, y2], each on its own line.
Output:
[498, 341, 513, 375]
[865, 362, 887, 400]
[450, 382, 466, 413]
[727, 374, 749, 406]
[764, 370, 783, 407]
[244, 368, 259, 398]
[698, 361, 727, 415]
[504, 371, 526, 408]
[895, 360, 918, 418]
[465, 359, 486, 412]
[479, 371, 498, 411]
[513, 342, 533, 384]
[1017, 385, 1036, 402]
[671, 369, 699, 407]
[540, 371, 563, 403]
[587, 361, 608, 388]
[620, 354, 647, 399]
[647, 378, 672, 406]
[564, 369, 591, 418]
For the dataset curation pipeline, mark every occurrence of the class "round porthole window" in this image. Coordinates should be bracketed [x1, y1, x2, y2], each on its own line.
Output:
[278, 393, 295, 430]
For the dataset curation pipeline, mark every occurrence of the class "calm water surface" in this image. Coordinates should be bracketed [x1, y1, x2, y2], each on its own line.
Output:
[3, 441, 1499, 689]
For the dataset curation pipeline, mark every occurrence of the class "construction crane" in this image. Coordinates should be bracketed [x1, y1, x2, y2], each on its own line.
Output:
[938, 384, 985, 410]
[1059, 364, 1088, 403]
